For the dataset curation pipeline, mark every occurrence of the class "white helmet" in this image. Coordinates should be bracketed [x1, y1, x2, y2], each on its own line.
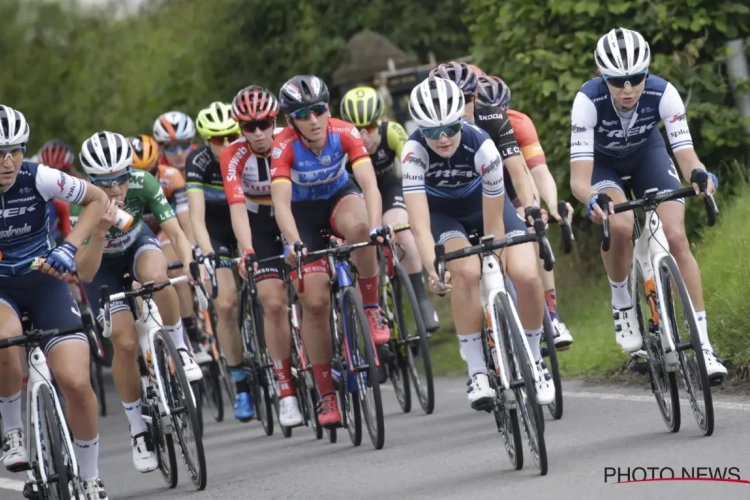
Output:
[408, 77, 465, 128]
[595, 28, 650, 77]
[0, 105, 30, 146]
[79, 131, 133, 175]
[153, 111, 195, 143]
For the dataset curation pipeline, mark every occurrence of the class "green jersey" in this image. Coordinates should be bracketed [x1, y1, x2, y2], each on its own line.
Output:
[70, 170, 175, 256]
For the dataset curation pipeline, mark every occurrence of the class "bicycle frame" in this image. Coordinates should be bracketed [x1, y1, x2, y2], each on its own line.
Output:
[136, 299, 174, 420]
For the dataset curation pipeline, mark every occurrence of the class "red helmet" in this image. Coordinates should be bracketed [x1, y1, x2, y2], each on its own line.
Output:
[39, 140, 75, 171]
[231, 86, 280, 122]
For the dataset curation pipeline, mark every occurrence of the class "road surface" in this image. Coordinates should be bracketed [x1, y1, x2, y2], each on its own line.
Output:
[1, 377, 749, 499]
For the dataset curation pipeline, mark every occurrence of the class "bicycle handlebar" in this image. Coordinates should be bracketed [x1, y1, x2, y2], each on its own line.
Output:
[524, 201, 574, 255]
[0, 323, 89, 349]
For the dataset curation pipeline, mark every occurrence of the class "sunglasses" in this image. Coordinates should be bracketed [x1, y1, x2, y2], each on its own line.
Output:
[420, 120, 463, 140]
[240, 120, 274, 134]
[161, 140, 193, 154]
[89, 169, 131, 188]
[358, 123, 378, 134]
[603, 72, 648, 88]
[1, 146, 26, 162]
[208, 133, 241, 146]
[290, 103, 328, 121]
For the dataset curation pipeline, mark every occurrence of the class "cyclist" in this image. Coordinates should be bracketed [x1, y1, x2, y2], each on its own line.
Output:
[476, 74, 575, 349]
[0, 105, 110, 499]
[72, 131, 201, 474]
[154, 111, 197, 172]
[221, 86, 304, 427]
[270, 75, 390, 427]
[402, 77, 555, 408]
[570, 27, 726, 379]
[340, 86, 440, 333]
[132, 130, 204, 357]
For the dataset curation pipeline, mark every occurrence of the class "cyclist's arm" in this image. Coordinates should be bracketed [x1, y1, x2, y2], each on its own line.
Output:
[173, 187, 194, 244]
[492, 114, 534, 208]
[219, 147, 254, 253]
[387, 121, 409, 178]
[659, 83, 705, 180]
[270, 141, 301, 244]
[346, 131, 383, 229]
[401, 141, 434, 271]
[146, 177, 192, 266]
[161, 218, 193, 267]
[569, 92, 598, 203]
[187, 190, 213, 255]
[74, 230, 107, 283]
[476, 140, 506, 239]
[530, 165, 558, 212]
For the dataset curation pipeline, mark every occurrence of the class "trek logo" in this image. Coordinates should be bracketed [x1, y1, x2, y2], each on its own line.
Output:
[598, 121, 656, 138]
[296, 164, 342, 185]
[0, 204, 37, 217]
[426, 169, 476, 179]
[227, 147, 248, 181]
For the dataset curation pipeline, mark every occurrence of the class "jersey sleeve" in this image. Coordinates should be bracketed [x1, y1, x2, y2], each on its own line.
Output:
[35, 165, 87, 204]
[144, 173, 176, 224]
[220, 146, 247, 205]
[185, 149, 208, 193]
[387, 122, 409, 159]
[339, 125, 370, 168]
[168, 170, 189, 214]
[659, 83, 693, 152]
[570, 92, 597, 161]
[511, 114, 547, 169]
[400, 140, 429, 195]
[493, 115, 521, 161]
[474, 139, 505, 198]
[270, 133, 295, 186]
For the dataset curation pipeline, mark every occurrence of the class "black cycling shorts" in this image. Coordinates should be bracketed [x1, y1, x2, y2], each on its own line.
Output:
[248, 211, 284, 282]
[378, 171, 406, 212]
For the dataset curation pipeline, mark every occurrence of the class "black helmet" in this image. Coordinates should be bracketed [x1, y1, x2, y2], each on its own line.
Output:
[279, 75, 330, 114]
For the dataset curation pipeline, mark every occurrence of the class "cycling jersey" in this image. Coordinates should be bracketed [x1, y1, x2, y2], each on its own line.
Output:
[221, 139, 275, 215]
[507, 110, 547, 169]
[570, 75, 692, 160]
[186, 145, 233, 222]
[474, 105, 522, 161]
[143, 164, 187, 234]
[69, 170, 175, 256]
[270, 118, 370, 201]
[0, 163, 86, 277]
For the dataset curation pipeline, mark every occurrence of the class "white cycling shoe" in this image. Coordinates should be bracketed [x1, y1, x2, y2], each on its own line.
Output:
[703, 350, 727, 380]
[467, 373, 494, 409]
[552, 319, 574, 350]
[535, 360, 555, 405]
[178, 348, 203, 382]
[80, 478, 109, 500]
[279, 396, 304, 427]
[2, 429, 29, 472]
[613, 306, 642, 352]
[131, 432, 158, 473]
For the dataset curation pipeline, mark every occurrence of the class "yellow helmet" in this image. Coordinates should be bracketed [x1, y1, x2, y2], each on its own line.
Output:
[340, 87, 384, 127]
[195, 102, 240, 139]
[128, 134, 159, 171]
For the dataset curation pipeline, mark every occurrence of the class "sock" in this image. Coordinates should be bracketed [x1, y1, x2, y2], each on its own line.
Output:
[312, 363, 335, 396]
[408, 273, 428, 301]
[74, 436, 99, 481]
[544, 289, 560, 322]
[458, 332, 486, 378]
[181, 316, 200, 343]
[0, 391, 23, 433]
[164, 322, 188, 351]
[695, 310, 712, 350]
[525, 327, 544, 363]
[274, 358, 295, 399]
[358, 274, 379, 307]
[228, 364, 250, 394]
[608, 277, 632, 309]
[122, 400, 147, 436]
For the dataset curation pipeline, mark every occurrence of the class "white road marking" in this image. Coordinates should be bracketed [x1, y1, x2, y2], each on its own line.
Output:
[565, 390, 750, 412]
[0, 477, 25, 491]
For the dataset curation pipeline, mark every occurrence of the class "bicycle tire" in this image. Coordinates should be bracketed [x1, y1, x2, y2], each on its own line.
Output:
[154, 329, 207, 491]
[498, 293, 548, 476]
[661, 256, 714, 436]
[329, 297, 358, 444]
[382, 269, 411, 413]
[393, 264, 434, 415]
[193, 381, 204, 435]
[89, 357, 107, 418]
[207, 362, 224, 423]
[218, 357, 236, 411]
[344, 288, 385, 450]
[38, 384, 71, 500]
[634, 263, 680, 433]
[247, 294, 274, 436]
[542, 312, 563, 420]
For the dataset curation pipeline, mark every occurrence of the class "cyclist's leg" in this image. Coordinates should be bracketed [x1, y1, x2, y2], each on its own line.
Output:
[592, 158, 639, 351]
[381, 173, 439, 331]
[331, 182, 391, 344]
[0, 291, 27, 470]
[160, 230, 199, 344]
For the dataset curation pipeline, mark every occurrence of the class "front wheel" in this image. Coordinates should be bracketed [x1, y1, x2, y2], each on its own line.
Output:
[37, 384, 71, 500]
[541, 312, 563, 420]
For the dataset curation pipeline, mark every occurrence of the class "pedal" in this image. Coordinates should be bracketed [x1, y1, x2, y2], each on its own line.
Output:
[22, 481, 39, 500]
[7, 462, 31, 473]
[470, 397, 494, 412]
[628, 355, 649, 375]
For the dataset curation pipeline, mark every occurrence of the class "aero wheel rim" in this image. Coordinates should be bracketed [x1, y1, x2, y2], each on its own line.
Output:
[394, 278, 426, 406]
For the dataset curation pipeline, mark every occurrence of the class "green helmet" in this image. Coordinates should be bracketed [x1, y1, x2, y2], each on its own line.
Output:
[195, 102, 240, 139]
[340, 87, 384, 127]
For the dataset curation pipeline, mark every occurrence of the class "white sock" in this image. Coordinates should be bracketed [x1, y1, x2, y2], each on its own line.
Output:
[74, 436, 99, 481]
[122, 400, 147, 436]
[608, 277, 632, 309]
[458, 332, 486, 377]
[0, 391, 24, 434]
[164, 322, 188, 351]
[525, 327, 544, 363]
[695, 310, 712, 350]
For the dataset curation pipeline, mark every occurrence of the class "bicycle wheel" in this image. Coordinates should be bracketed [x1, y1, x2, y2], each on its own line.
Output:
[382, 269, 411, 413]
[218, 357, 236, 410]
[154, 329, 207, 491]
[151, 403, 178, 488]
[329, 300, 358, 445]
[343, 287, 385, 450]
[661, 256, 713, 436]
[203, 362, 224, 423]
[634, 263, 680, 433]
[541, 312, 563, 420]
[484, 320, 523, 470]
[89, 357, 107, 418]
[392, 264, 434, 414]
[243, 293, 274, 436]
[37, 384, 71, 500]
[498, 293, 548, 475]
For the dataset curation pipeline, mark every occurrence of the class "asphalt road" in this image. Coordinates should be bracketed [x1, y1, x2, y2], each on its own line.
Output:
[2, 376, 750, 499]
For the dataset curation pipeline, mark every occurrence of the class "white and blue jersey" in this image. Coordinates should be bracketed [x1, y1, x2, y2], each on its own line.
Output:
[570, 75, 691, 198]
[0, 162, 86, 277]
